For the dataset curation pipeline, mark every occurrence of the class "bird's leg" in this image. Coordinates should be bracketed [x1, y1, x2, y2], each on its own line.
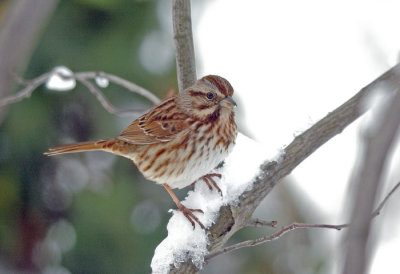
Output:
[195, 173, 222, 195]
[163, 184, 205, 230]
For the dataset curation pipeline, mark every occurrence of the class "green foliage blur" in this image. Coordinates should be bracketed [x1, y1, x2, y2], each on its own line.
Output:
[0, 1, 178, 273]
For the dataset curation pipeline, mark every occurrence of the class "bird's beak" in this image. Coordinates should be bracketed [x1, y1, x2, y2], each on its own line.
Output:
[221, 96, 237, 108]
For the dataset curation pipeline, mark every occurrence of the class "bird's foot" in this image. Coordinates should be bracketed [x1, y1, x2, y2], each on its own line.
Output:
[177, 203, 205, 230]
[194, 173, 222, 195]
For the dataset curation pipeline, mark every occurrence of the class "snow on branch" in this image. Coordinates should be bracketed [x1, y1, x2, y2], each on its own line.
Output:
[0, 67, 161, 115]
[151, 133, 280, 273]
[158, 63, 400, 273]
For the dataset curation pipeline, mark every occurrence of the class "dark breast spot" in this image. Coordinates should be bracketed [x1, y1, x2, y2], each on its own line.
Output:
[199, 146, 204, 157]
[207, 108, 220, 122]
[154, 158, 170, 175]
[195, 122, 204, 131]
[156, 170, 166, 178]
[205, 136, 212, 146]
[155, 148, 166, 158]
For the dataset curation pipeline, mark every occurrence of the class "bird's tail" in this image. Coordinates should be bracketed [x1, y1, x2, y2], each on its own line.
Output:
[44, 139, 113, 156]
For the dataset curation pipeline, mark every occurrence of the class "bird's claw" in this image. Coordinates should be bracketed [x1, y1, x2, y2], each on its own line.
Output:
[196, 173, 222, 195]
[177, 204, 205, 230]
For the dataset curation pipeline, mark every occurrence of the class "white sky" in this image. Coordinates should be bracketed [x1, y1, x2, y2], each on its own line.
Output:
[195, 0, 400, 273]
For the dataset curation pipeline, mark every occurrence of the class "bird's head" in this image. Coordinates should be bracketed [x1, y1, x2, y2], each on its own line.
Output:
[176, 75, 236, 121]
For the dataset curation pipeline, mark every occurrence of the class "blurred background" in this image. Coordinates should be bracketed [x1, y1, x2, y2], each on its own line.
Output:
[1, 0, 400, 273]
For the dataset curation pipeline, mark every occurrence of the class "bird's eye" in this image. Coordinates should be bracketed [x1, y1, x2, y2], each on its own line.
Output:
[206, 92, 214, 100]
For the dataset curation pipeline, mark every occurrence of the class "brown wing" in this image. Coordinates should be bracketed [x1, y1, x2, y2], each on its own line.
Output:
[116, 98, 192, 144]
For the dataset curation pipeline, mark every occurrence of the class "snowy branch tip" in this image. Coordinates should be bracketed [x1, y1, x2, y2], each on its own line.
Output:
[46, 66, 76, 91]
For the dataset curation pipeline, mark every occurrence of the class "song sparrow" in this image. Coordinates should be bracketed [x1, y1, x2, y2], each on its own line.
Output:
[44, 75, 238, 229]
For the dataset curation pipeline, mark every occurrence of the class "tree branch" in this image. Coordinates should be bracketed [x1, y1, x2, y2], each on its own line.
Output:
[172, 0, 197, 91]
[75, 72, 161, 104]
[206, 223, 347, 262]
[205, 181, 400, 262]
[0, 0, 58, 122]
[343, 77, 400, 273]
[0, 72, 52, 108]
[168, 63, 400, 273]
[246, 218, 277, 228]
[76, 77, 147, 116]
[0, 70, 161, 116]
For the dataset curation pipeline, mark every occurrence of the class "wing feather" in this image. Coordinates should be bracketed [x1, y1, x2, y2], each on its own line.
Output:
[117, 98, 192, 144]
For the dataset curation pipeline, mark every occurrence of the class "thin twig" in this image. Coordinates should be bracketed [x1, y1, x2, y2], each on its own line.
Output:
[0, 70, 161, 115]
[74, 72, 160, 104]
[246, 218, 277, 228]
[76, 77, 148, 116]
[205, 223, 348, 262]
[0, 72, 52, 107]
[371, 182, 400, 218]
[205, 181, 400, 262]
[172, 0, 197, 91]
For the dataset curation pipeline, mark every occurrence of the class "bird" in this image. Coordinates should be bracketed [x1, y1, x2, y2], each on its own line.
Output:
[44, 75, 238, 229]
